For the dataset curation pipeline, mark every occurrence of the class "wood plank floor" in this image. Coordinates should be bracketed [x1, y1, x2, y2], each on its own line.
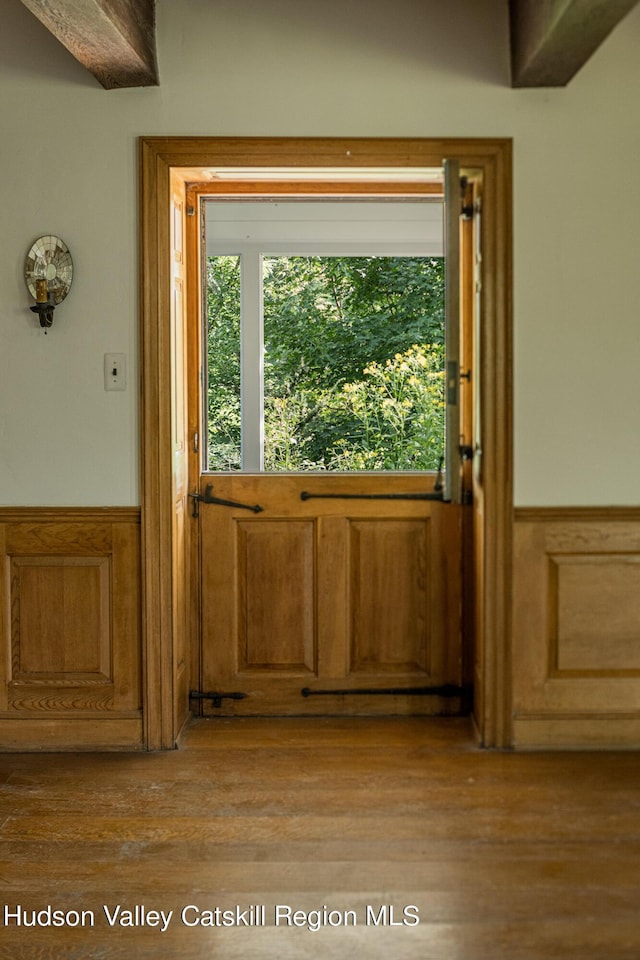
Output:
[1, 717, 639, 959]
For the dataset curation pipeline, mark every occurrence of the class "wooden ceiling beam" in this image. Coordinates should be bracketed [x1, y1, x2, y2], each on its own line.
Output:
[510, 0, 639, 87]
[18, 0, 158, 89]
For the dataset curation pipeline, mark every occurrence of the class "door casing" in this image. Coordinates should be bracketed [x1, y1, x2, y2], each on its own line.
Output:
[139, 136, 513, 749]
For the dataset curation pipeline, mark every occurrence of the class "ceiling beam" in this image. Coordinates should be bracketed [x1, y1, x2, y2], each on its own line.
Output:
[18, 0, 158, 89]
[510, 0, 639, 87]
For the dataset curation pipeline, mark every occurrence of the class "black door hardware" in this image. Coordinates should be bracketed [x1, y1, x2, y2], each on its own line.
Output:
[190, 484, 263, 518]
[301, 458, 446, 503]
[300, 491, 444, 502]
[189, 690, 248, 708]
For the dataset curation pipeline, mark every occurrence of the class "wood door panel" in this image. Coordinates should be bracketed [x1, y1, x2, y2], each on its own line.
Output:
[349, 518, 430, 674]
[238, 520, 315, 672]
[199, 476, 462, 716]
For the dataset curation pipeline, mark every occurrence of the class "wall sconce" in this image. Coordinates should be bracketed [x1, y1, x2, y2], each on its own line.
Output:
[24, 235, 73, 330]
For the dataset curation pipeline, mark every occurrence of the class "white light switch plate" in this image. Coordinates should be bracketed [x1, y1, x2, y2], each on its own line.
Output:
[104, 353, 126, 391]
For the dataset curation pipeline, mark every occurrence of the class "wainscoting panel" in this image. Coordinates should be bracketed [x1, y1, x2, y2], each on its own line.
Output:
[11, 556, 111, 683]
[513, 509, 640, 748]
[0, 509, 142, 750]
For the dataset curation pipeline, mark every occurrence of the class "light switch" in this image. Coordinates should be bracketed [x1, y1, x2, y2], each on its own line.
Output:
[104, 353, 126, 391]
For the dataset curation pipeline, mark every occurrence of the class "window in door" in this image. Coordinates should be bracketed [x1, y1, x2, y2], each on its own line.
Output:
[203, 199, 446, 474]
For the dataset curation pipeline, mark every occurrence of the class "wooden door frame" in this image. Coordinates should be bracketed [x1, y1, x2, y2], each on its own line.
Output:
[139, 136, 513, 750]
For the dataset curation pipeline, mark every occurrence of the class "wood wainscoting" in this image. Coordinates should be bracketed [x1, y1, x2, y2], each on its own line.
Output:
[513, 508, 640, 748]
[0, 508, 143, 751]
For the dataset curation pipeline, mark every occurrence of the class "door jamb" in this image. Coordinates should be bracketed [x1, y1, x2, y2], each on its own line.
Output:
[138, 136, 513, 749]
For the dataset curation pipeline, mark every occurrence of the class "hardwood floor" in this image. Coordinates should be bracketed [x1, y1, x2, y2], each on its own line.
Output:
[1, 717, 639, 959]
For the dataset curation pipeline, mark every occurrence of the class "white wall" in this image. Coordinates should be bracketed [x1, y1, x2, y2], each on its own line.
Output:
[1, 0, 639, 506]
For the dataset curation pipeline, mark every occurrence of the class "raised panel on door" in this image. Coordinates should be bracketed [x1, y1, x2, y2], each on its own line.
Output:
[349, 518, 431, 675]
[238, 520, 316, 673]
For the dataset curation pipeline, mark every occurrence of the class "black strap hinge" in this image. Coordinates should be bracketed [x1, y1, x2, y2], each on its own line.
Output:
[190, 484, 263, 518]
[189, 690, 247, 709]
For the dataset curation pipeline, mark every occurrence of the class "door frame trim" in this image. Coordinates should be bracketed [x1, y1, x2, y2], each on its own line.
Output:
[138, 136, 513, 749]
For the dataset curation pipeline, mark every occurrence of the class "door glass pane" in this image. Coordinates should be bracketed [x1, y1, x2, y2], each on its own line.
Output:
[262, 256, 444, 471]
[206, 255, 242, 470]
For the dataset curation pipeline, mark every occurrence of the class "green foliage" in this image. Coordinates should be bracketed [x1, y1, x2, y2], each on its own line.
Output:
[326, 344, 445, 471]
[206, 254, 445, 472]
[263, 256, 444, 387]
[205, 256, 241, 469]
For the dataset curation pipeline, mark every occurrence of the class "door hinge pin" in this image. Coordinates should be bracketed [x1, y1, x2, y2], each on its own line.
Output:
[459, 444, 474, 461]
